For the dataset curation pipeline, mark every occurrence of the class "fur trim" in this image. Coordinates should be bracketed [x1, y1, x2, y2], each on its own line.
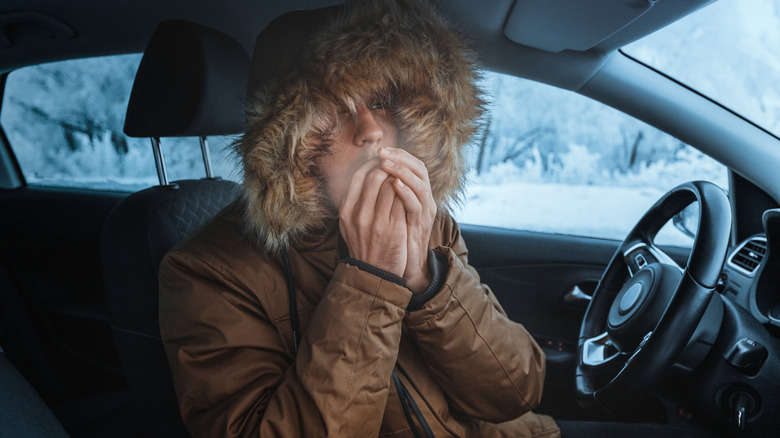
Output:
[235, 0, 484, 251]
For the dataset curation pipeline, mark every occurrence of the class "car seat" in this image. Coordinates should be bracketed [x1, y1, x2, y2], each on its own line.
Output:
[100, 20, 248, 438]
[0, 351, 69, 437]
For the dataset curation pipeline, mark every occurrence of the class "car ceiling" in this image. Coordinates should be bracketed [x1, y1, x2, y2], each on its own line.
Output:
[1, 0, 713, 91]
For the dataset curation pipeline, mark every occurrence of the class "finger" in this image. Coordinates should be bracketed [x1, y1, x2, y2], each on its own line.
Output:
[373, 177, 397, 225]
[384, 160, 431, 209]
[389, 192, 407, 232]
[378, 147, 430, 184]
[379, 147, 434, 207]
[390, 194, 409, 273]
[339, 157, 381, 218]
[356, 165, 392, 226]
[392, 177, 423, 222]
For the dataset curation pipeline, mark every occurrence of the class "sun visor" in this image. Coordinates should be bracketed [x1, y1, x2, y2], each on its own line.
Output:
[124, 20, 250, 138]
[504, 0, 657, 53]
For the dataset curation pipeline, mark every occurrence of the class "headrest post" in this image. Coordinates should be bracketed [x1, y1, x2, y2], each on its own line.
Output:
[199, 136, 214, 179]
[151, 137, 169, 186]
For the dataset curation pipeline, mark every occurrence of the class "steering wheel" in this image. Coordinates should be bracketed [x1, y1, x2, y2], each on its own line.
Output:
[576, 181, 731, 414]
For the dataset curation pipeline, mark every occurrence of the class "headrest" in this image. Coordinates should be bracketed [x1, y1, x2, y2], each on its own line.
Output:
[247, 6, 343, 103]
[124, 20, 250, 138]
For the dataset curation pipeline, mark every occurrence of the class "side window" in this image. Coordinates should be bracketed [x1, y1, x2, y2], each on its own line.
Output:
[453, 71, 728, 246]
[0, 54, 241, 191]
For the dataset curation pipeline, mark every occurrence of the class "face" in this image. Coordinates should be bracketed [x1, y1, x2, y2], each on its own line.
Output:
[317, 102, 399, 210]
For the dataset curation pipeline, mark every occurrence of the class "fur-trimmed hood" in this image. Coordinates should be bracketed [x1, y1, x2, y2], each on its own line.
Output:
[235, 0, 484, 251]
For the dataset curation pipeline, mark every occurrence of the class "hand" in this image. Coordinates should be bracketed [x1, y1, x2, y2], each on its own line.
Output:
[378, 147, 437, 293]
[339, 158, 408, 278]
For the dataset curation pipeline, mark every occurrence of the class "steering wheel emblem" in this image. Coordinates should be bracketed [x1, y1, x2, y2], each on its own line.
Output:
[618, 283, 643, 315]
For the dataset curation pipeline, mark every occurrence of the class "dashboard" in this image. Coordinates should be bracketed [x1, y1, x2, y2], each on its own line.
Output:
[685, 208, 780, 435]
[724, 208, 780, 332]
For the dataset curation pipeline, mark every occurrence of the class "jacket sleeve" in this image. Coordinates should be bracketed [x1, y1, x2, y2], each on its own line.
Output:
[403, 217, 546, 423]
[159, 249, 412, 438]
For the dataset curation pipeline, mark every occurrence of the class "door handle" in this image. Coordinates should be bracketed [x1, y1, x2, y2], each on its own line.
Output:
[564, 285, 593, 305]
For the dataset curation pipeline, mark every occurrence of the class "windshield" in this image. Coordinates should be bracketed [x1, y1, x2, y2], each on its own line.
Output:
[624, 0, 780, 136]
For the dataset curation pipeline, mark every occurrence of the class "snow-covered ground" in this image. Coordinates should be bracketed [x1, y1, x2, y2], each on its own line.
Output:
[454, 180, 694, 246]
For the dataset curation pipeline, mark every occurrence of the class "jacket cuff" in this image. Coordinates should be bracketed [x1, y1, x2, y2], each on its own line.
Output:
[344, 257, 407, 287]
[404, 247, 465, 322]
[407, 249, 448, 311]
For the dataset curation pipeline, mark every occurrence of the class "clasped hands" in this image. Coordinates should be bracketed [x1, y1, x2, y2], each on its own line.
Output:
[339, 147, 436, 293]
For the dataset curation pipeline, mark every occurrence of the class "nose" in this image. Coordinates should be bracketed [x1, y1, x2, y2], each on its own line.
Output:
[353, 105, 383, 147]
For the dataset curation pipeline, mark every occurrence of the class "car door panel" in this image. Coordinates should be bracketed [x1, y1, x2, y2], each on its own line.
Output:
[460, 223, 691, 417]
[462, 223, 691, 338]
[461, 224, 616, 338]
[0, 186, 127, 400]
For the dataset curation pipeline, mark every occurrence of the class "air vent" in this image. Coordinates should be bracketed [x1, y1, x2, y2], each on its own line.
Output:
[728, 236, 767, 276]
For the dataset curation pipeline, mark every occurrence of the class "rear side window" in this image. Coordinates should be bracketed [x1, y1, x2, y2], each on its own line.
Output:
[1, 54, 240, 191]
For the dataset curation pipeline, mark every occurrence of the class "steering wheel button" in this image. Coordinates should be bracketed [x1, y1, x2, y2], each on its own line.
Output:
[635, 254, 647, 269]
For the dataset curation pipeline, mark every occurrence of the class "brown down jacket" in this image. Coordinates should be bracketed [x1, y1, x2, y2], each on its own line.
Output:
[159, 201, 560, 437]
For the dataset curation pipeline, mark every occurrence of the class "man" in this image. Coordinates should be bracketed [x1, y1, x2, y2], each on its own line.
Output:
[159, 0, 559, 436]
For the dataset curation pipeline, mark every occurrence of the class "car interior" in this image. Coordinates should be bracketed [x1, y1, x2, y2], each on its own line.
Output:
[100, 19, 246, 437]
[1, 0, 780, 437]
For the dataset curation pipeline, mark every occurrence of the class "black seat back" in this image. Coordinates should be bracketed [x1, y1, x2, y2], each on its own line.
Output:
[101, 20, 248, 437]
[0, 352, 69, 438]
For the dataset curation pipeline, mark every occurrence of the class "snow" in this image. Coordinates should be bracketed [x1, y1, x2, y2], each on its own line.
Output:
[454, 181, 693, 246]
[624, 0, 780, 134]
[455, 181, 659, 238]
